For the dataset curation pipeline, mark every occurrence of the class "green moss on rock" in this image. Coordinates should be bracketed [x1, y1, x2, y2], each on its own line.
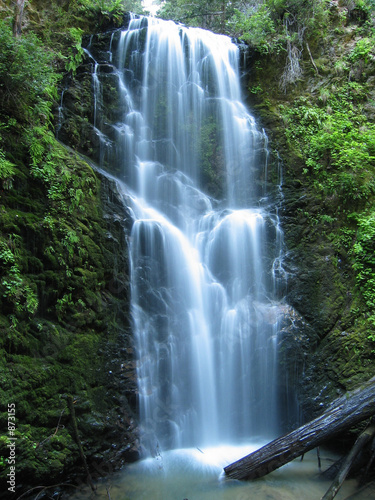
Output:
[241, 2, 375, 421]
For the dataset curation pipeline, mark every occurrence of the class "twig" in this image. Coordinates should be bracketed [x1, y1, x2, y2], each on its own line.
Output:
[321, 425, 375, 500]
[67, 395, 96, 492]
[53, 408, 66, 437]
[317, 446, 321, 471]
[106, 485, 112, 500]
[306, 42, 320, 76]
[38, 408, 66, 448]
[16, 483, 81, 500]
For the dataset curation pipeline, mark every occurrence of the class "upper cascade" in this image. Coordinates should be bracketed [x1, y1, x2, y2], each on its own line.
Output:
[83, 15, 269, 210]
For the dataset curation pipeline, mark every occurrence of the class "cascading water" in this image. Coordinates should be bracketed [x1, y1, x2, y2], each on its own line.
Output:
[81, 15, 288, 456]
[63, 16, 372, 500]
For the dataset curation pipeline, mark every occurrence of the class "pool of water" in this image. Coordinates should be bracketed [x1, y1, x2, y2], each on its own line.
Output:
[67, 443, 371, 500]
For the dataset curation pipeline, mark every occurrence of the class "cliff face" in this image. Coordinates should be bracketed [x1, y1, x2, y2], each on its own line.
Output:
[1, 0, 375, 495]
[0, 3, 140, 497]
[245, 0, 375, 419]
[0, 144, 140, 494]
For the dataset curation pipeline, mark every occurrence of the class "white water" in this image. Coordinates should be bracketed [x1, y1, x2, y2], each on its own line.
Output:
[102, 16, 287, 453]
[60, 15, 375, 500]
[79, 13, 301, 493]
[70, 446, 369, 499]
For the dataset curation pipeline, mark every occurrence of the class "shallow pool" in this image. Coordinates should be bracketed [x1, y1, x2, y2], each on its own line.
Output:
[66, 442, 374, 500]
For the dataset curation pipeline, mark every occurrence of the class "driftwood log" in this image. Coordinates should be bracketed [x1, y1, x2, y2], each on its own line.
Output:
[322, 424, 375, 500]
[224, 377, 375, 481]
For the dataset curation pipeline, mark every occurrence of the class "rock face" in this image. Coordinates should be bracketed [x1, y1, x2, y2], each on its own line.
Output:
[0, 16, 142, 496]
[279, 187, 350, 420]
[243, 0, 375, 425]
[0, 149, 141, 496]
[56, 12, 375, 439]
[280, 186, 347, 336]
[58, 27, 132, 177]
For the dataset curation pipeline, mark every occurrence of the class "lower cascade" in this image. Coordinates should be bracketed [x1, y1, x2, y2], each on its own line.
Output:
[68, 15, 296, 458]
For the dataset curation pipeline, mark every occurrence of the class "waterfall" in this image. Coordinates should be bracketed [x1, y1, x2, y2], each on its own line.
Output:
[80, 15, 289, 456]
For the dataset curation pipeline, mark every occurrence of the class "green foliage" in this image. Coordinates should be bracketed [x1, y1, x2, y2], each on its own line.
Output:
[351, 212, 375, 325]
[344, 0, 375, 18]
[83, 0, 142, 13]
[56, 293, 74, 322]
[0, 237, 39, 318]
[63, 230, 80, 261]
[29, 134, 93, 213]
[0, 6, 106, 334]
[349, 36, 374, 63]
[91, 0, 125, 13]
[225, 0, 330, 54]
[227, 4, 278, 53]
[280, 81, 375, 204]
[0, 19, 60, 121]
[266, 0, 330, 26]
[0, 0, 139, 491]
[75, 0, 144, 21]
[158, 0, 241, 32]
[250, 84, 263, 94]
[2, 270, 39, 316]
[65, 27, 85, 74]
[0, 17, 66, 216]
[271, 3, 375, 334]
[0, 147, 15, 189]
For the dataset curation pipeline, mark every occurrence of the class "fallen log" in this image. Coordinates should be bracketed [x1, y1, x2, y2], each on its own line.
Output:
[322, 424, 375, 500]
[224, 376, 375, 481]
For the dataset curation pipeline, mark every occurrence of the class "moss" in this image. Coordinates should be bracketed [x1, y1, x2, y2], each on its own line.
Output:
[242, 3, 375, 421]
[1, 51, 136, 500]
[0, 273, 137, 488]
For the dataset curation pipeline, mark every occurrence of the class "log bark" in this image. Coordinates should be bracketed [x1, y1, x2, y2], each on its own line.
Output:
[224, 377, 375, 481]
[322, 424, 375, 500]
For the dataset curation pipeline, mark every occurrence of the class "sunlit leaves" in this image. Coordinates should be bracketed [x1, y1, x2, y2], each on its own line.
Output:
[352, 212, 375, 311]
[0, 238, 39, 317]
[65, 27, 85, 74]
[227, 5, 278, 53]
[280, 81, 375, 204]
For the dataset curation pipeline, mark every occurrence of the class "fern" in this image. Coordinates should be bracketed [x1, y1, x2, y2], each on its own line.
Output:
[0, 148, 15, 187]
[65, 28, 85, 75]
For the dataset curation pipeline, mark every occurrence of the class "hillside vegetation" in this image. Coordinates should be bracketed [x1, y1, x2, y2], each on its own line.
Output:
[0, 0, 375, 495]
[0, 1, 143, 495]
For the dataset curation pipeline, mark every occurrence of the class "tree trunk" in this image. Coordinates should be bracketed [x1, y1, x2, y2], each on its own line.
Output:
[224, 377, 375, 481]
[321, 425, 375, 500]
[13, 0, 26, 37]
